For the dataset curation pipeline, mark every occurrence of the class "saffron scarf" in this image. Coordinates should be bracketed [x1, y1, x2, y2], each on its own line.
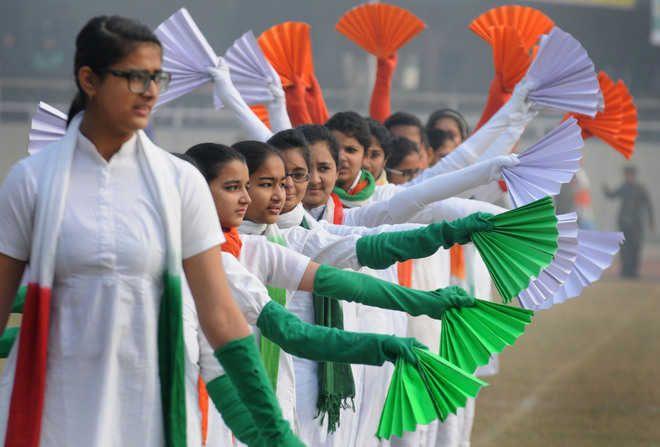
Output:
[332, 169, 376, 208]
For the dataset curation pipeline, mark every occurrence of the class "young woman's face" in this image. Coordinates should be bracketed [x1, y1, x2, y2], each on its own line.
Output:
[387, 152, 421, 185]
[80, 43, 163, 134]
[279, 148, 309, 213]
[245, 154, 287, 224]
[304, 141, 338, 209]
[432, 117, 463, 147]
[209, 160, 251, 228]
[331, 130, 365, 189]
[363, 136, 387, 180]
[389, 125, 429, 169]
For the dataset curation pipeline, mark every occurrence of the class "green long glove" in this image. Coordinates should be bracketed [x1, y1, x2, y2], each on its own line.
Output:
[0, 327, 18, 358]
[214, 335, 303, 447]
[206, 375, 263, 446]
[314, 265, 475, 319]
[356, 212, 493, 269]
[12, 286, 26, 314]
[257, 301, 425, 366]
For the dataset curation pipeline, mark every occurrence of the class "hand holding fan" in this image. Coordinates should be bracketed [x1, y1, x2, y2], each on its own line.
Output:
[565, 71, 638, 159]
[524, 27, 600, 117]
[376, 348, 486, 439]
[469, 5, 554, 50]
[471, 196, 560, 303]
[502, 117, 583, 208]
[28, 102, 67, 155]
[335, 3, 426, 58]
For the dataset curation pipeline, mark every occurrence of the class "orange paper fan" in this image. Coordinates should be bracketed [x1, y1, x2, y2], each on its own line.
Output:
[258, 22, 314, 88]
[250, 104, 271, 129]
[566, 71, 638, 159]
[490, 26, 531, 92]
[336, 3, 426, 58]
[469, 5, 554, 50]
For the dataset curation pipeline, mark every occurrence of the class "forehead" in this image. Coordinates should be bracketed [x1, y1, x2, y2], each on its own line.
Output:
[310, 141, 334, 162]
[434, 117, 461, 133]
[389, 125, 421, 144]
[113, 42, 162, 70]
[330, 130, 362, 150]
[368, 136, 384, 152]
[218, 159, 248, 180]
[280, 148, 307, 169]
[253, 154, 285, 177]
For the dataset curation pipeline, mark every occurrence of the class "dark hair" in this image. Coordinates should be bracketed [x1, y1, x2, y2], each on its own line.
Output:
[426, 108, 469, 140]
[231, 140, 284, 176]
[386, 136, 419, 169]
[365, 117, 393, 159]
[171, 152, 199, 168]
[384, 111, 427, 146]
[185, 143, 245, 182]
[267, 128, 311, 169]
[325, 111, 371, 151]
[67, 15, 162, 124]
[427, 129, 454, 151]
[298, 124, 340, 167]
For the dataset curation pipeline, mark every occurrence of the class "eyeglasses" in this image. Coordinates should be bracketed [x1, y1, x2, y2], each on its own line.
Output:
[286, 171, 310, 183]
[103, 69, 172, 94]
[386, 167, 420, 180]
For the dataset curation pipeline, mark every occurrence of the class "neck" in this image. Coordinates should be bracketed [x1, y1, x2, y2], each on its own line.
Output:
[338, 170, 361, 191]
[79, 108, 134, 161]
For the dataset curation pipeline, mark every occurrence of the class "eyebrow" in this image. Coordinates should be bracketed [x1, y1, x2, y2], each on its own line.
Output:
[257, 176, 277, 181]
[222, 179, 241, 185]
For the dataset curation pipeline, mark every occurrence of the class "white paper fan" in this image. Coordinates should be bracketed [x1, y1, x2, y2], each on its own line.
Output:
[154, 8, 220, 109]
[502, 117, 583, 207]
[525, 27, 600, 117]
[517, 212, 579, 309]
[530, 230, 624, 310]
[224, 30, 279, 105]
[28, 102, 67, 155]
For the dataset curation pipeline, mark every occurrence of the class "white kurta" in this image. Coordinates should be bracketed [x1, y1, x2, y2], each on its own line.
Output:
[0, 133, 223, 446]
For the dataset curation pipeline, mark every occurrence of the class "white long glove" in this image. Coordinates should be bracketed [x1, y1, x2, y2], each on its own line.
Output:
[207, 59, 273, 142]
[265, 72, 293, 132]
[406, 79, 536, 186]
[342, 154, 518, 227]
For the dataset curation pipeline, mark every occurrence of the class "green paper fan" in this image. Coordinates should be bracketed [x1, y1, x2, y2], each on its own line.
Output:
[472, 196, 559, 303]
[376, 347, 487, 439]
[440, 299, 534, 374]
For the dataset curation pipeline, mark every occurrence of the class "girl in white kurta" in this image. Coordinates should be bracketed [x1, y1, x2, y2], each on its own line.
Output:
[0, 16, 299, 447]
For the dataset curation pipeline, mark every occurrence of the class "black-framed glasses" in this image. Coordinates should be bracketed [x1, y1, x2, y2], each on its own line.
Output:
[386, 167, 420, 180]
[286, 171, 311, 183]
[104, 69, 172, 94]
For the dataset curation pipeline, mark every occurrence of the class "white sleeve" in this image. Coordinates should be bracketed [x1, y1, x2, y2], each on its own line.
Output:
[282, 226, 362, 270]
[179, 162, 224, 260]
[318, 218, 423, 236]
[222, 252, 272, 325]
[425, 197, 507, 222]
[241, 236, 310, 290]
[0, 160, 36, 262]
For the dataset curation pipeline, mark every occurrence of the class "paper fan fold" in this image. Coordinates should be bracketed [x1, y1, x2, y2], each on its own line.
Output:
[530, 230, 624, 310]
[440, 299, 534, 374]
[503, 117, 583, 208]
[565, 71, 638, 159]
[524, 27, 600, 117]
[258, 22, 314, 88]
[154, 8, 220, 108]
[490, 26, 531, 92]
[376, 348, 486, 439]
[224, 30, 279, 105]
[250, 104, 271, 129]
[471, 197, 559, 303]
[336, 3, 426, 58]
[28, 102, 67, 155]
[469, 5, 554, 50]
[517, 213, 579, 308]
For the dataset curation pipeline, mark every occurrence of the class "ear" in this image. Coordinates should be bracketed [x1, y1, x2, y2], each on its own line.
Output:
[77, 66, 99, 99]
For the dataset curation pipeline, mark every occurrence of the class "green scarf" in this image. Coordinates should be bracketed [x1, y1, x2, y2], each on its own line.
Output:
[302, 217, 355, 433]
[333, 169, 376, 208]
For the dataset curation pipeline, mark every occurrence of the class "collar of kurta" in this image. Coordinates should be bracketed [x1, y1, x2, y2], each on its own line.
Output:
[277, 203, 307, 229]
[5, 113, 189, 447]
[332, 169, 376, 208]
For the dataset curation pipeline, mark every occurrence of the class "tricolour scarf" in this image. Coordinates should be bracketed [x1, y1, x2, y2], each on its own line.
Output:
[5, 114, 188, 447]
[332, 169, 376, 208]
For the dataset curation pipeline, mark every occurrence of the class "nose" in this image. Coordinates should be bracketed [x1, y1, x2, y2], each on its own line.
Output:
[309, 169, 321, 185]
[239, 188, 251, 205]
[284, 175, 295, 192]
[338, 148, 348, 163]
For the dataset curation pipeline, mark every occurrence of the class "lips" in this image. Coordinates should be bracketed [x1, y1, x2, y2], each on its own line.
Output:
[133, 104, 152, 117]
[235, 207, 247, 215]
[267, 205, 281, 214]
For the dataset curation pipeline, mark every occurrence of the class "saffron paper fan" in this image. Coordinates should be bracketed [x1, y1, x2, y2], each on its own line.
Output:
[250, 104, 271, 129]
[503, 118, 583, 208]
[224, 30, 280, 105]
[336, 3, 426, 58]
[517, 213, 579, 309]
[615, 81, 638, 159]
[28, 102, 67, 155]
[532, 231, 624, 310]
[524, 27, 600, 117]
[258, 22, 314, 88]
[471, 197, 559, 303]
[469, 5, 554, 50]
[440, 299, 534, 374]
[376, 348, 486, 439]
[490, 26, 531, 92]
[154, 8, 220, 109]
